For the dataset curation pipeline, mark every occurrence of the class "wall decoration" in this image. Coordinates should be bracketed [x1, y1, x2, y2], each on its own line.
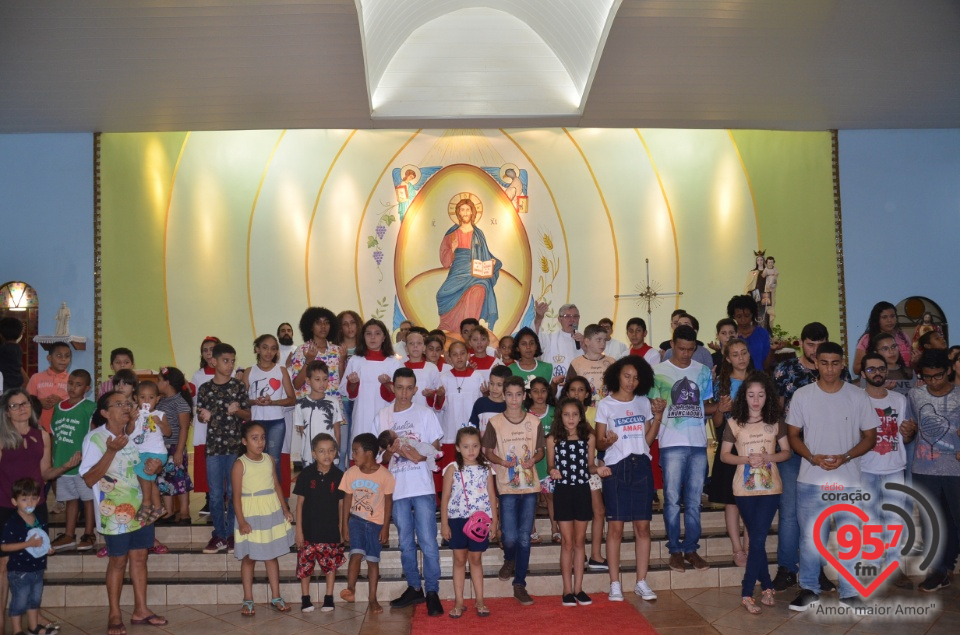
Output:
[98, 128, 840, 373]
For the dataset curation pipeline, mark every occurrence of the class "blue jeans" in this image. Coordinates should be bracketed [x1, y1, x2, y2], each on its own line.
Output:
[206, 453, 236, 540]
[260, 418, 286, 482]
[7, 570, 43, 616]
[392, 494, 441, 593]
[777, 452, 802, 573]
[340, 398, 353, 466]
[860, 470, 906, 569]
[912, 473, 960, 577]
[736, 494, 780, 597]
[797, 482, 858, 598]
[660, 446, 707, 554]
[500, 493, 537, 587]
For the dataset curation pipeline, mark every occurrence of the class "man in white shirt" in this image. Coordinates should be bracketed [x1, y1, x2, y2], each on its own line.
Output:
[535, 302, 581, 382]
[378, 367, 444, 617]
[787, 342, 877, 613]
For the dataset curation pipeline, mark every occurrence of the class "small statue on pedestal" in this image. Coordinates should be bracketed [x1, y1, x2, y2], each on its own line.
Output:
[55, 302, 71, 336]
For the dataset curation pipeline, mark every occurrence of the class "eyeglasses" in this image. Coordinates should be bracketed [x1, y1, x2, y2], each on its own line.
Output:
[877, 345, 898, 353]
[108, 401, 134, 409]
[863, 367, 887, 375]
[7, 402, 31, 411]
[921, 371, 946, 382]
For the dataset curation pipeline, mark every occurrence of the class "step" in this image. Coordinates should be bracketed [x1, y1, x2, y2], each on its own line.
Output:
[45, 525, 781, 572]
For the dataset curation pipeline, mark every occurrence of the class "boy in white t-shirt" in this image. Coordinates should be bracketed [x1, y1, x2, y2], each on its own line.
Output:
[295, 360, 344, 466]
[377, 368, 445, 616]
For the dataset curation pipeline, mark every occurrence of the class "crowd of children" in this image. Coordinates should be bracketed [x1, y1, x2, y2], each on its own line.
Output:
[3, 294, 957, 626]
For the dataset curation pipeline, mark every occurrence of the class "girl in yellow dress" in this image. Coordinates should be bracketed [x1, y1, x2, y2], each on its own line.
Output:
[232, 422, 295, 616]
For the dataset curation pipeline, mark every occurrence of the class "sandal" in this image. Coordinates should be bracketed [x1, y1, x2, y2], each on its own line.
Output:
[448, 605, 464, 619]
[476, 604, 490, 618]
[147, 506, 167, 525]
[530, 531, 541, 544]
[130, 614, 167, 626]
[741, 596, 761, 614]
[241, 600, 256, 617]
[148, 540, 169, 555]
[270, 597, 291, 613]
[761, 589, 775, 606]
[551, 532, 561, 544]
[29, 626, 58, 635]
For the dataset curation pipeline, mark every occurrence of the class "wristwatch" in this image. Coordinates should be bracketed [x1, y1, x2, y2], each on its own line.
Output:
[843, 453, 852, 464]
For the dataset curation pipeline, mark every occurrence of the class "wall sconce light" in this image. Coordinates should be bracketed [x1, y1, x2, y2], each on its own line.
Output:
[6, 282, 27, 311]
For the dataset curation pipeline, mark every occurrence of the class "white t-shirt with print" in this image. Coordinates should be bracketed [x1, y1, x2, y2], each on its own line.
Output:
[595, 395, 654, 466]
[861, 390, 909, 475]
[378, 403, 443, 501]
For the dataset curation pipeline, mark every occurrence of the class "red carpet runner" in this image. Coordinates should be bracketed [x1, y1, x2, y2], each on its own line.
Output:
[410, 596, 658, 634]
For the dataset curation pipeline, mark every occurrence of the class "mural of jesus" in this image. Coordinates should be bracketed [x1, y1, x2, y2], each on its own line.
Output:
[436, 196, 502, 331]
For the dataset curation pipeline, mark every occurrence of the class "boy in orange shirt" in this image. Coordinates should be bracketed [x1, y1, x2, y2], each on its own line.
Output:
[26, 342, 71, 433]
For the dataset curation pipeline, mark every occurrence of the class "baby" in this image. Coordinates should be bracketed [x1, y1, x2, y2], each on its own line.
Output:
[377, 430, 443, 472]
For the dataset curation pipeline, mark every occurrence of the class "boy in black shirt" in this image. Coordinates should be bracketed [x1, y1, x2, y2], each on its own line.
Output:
[1, 478, 52, 635]
[294, 433, 345, 613]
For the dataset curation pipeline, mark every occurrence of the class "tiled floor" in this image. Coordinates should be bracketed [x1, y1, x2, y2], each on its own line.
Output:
[25, 583, 959, 635]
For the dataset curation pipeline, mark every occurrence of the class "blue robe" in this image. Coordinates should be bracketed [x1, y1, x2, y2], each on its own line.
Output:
[436, 224, 502, 329]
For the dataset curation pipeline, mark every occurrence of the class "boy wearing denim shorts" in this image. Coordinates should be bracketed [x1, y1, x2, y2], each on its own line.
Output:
[294, 433, 345, 613]
[338, 433, 394, 614]
[1, 479, 51, 635]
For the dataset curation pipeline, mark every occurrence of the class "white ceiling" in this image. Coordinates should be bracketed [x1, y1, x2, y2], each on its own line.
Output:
[1, 0, 959, 133]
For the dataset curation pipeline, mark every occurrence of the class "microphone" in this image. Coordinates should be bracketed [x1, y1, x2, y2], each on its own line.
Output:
[574, 322, 581, 350]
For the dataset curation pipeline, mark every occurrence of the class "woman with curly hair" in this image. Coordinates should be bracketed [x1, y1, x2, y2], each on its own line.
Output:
[720, 371, 791, 615]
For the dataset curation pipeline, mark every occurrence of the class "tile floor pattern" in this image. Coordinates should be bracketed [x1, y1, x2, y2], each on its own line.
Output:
[22, 583, 959, 635]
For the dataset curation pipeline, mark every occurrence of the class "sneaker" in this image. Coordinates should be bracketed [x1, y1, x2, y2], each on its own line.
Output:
[608, 581, 623, 602]
[575, 591, 592, 606]
[320, 594, 334, 612]
[586, 558, 609, 571]
[513, 584, 534, 606]
[77, 534, 97, 552]
[668, 552, 687, 572]
[919, 571, 950, 592]
[426, 591, 443, 617]
[819, 568, 836, 593]
[839, 596, 868, 614]
[198, 503, 210, 516]
[226, 536, 235, 554]
[634, 579, 657, 601]
[498, 560, 515, 582]
[891, 571, 914, 590]
[788, 589, 820, 612]
[202, 536, 227, 554]
[96, 546, 108, 558]
[772, 566, 797, 592]
[389, 585, 425, 608]
[684, 551, 710, 571]
[561, 593, 577, 607]
[301, 595, 314, 613]
[50, 533, 77, 552]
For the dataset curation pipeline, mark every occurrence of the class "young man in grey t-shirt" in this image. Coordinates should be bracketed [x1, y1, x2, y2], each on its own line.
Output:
[908, 349, 960, 593]
[786, 342, 877, 613]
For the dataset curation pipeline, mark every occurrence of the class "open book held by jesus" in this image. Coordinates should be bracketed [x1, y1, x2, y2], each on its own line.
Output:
[472, 259, 495, 279]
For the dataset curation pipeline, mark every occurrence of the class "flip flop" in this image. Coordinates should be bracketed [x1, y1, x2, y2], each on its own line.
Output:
[241, 600, 256, 617]
[448, 605, 464, 619]
[106, 623, 126, 635]
[130, 615, 167, 626]
[270, 597, 291, 613]
[476, 604, 490, 617]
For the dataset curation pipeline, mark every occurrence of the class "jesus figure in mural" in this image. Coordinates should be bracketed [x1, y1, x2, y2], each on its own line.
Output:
[436, 196, 502, 332]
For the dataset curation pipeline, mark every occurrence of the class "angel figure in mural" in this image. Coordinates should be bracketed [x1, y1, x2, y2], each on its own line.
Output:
[436, 195, 502, 333]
